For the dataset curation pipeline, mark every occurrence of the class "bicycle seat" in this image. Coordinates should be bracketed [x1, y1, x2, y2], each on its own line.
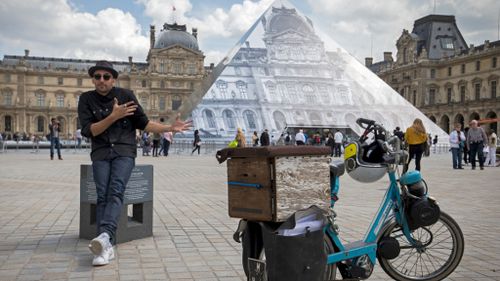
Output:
[330, 159, 345, 177]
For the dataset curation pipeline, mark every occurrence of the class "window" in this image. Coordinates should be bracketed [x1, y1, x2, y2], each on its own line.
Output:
[56, 95, 64, 107]
[286, 83, 298, 103]
[38, 76, 44, 84]
[57, 77, 63, 85]
[216, 80, 228, 99]
[413, 70, 417, 79]
[460, 85, 466, 102]
[77, 78, 82, 87]
[36, 93, 45, 106]
[160, 80, 165, 89]
[244, 110, 257, 129]
[204, 110, 217, 129]
[491, 81, 497, 98]
[4, 73, 11, 83]
[461, 64, 465, 74]
[173, 62, 182, 74]
[236, 81, 247, 99]
[172, 95, 181, 110]
[4, 92, 12, 106]
[448, 67, 452, 76]
[141, 80, 147, 88]
[4, 115, 12, 132]
[440, 37, 455, 50]
[493, 57, 497, 68]
[303, 84, 315, 103]
[412, 90, 416, 105]
[447, 87, 452, 103]
[187, 64, 196, 75]
[475, 61, 480, 71]
[223, 110, 236, 129]
[475, 83, 481, 100]
[140, 96, 148, 109]
[429, 89, 436, 105]
[430, 69, 436, 79]
[159, 62, 165, 73]
[159, 97, 166, 110]
[36, 116, 44, 132]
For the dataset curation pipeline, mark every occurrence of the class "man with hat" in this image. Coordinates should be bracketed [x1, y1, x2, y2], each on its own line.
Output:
[78, 60, 192, 266]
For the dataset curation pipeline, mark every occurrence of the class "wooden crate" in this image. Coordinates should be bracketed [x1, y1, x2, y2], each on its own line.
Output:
[224, 147, 331, 222]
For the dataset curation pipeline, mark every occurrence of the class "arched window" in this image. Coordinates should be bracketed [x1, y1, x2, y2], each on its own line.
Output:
[243, 110, 257, 130]
[4, 115, 12, 132]
[223, 110, 236, 129]
[203, 110, 216, 129]
[36, 116, 45, 132]
[172, 95, 182, 110]
[273, 111, 286, 131]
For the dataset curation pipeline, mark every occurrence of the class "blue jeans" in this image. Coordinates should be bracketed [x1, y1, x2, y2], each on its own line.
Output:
[469, 142, 485, 168]
[451, 147, 462, 168]
[92, 154, 135, 244]
[50, 137, 61, 158]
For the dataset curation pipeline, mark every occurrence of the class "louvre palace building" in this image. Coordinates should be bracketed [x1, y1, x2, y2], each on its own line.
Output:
[0, 23, 208, 140]
[367, 15, 499, 134]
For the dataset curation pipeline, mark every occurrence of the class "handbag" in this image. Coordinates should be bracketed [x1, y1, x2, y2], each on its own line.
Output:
[228, 140, 238, 148]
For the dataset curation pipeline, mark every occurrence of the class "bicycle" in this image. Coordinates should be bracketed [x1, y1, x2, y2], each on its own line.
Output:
[230, 118, 464, 281]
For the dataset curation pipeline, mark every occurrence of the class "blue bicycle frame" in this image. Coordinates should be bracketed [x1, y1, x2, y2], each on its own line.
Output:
[325, 166, 416, 266]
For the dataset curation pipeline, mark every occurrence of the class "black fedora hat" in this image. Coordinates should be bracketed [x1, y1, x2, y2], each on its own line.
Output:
[88, 60, 119, 79]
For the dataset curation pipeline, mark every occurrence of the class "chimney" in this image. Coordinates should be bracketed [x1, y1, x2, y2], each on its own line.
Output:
[210, 63, 214, 69]
[245, 41, 250, 48]
[365, 57, 373, 67]
[192, 28, 198, 39]
[485, 40, 490, 48]
[150, 25, 156, 49]
[128, 56, 133, 64]
[383, 52, 393, 62]
[24, 49, 30, 57]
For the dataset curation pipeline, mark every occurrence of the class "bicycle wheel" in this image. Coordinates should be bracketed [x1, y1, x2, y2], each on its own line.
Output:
[242, 226, 337, 280]
[378, 211, 464, 281]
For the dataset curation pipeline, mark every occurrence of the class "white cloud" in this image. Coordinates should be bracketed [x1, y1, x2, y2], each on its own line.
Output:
[0, 0, 149, 61]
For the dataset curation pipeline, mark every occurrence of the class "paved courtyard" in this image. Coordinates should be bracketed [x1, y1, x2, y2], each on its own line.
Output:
[0, 148, 499, 281]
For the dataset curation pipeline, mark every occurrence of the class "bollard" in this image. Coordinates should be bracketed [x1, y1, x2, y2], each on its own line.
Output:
[79, 164, 153, 243]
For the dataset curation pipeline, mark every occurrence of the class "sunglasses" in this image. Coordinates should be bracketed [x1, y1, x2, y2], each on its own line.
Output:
[93, 74, 112, 81]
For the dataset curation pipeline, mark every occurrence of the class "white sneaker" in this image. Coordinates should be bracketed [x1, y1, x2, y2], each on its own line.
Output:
[89, 232, 111, 256]
[92, 246, 115, 266]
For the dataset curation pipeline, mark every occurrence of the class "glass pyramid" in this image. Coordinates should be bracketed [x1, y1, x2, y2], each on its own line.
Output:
[191, 0, 448, 143]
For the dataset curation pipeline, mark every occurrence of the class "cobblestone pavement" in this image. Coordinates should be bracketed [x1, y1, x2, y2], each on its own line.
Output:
[0, 149, 499, 281]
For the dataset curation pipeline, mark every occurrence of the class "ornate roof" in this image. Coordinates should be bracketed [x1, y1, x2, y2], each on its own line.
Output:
[153, 23, 199, 51]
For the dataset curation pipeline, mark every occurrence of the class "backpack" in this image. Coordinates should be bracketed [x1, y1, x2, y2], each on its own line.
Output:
[285, 135, 291, 142]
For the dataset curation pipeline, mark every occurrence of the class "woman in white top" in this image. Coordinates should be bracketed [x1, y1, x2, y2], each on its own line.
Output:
[484, 129, 497, 167]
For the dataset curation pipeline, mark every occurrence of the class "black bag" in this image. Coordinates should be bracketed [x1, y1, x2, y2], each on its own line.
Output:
[46, 133, 51, 141]
[260, 206, 327, 281]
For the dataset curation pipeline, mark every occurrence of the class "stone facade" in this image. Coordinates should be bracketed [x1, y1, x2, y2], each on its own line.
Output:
[0, 23, 206, 140]
[368, 15, 499, 134]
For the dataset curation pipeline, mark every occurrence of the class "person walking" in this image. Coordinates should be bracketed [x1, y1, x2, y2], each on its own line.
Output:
[449, 123, 465, 169]
[326, 132, 335, 157]
[463, 127, 470, 165]
[49, 118, 63, 160]
[235, 128, 246, 148]
[75, 128, 83, 150]
[484, 129, 497, 167]
[191, 129, 201, 155]
[333, 130, 344, 157]
[404, 118, 428, 171]
[78, 61, 191, 266]
[466, 120, 488, 170]
[152, 131, 161, 157]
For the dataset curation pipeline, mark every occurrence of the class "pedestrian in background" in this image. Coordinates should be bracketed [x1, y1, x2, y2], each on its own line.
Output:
[484, 129, 497, 167]
[295, 129, 305, 145]
[162, 131, 173, 157]
[191, 129, 201, 155]
[49, 118, 62, 160]
[449, 123, 465, 169]
[235, 128, 246, 148]
[251, 131, 259, 147]
[333, 129, 343, 157]
[466, 120, 488, 170]
[260, 129, 270, 146]
[404, 118, 428, 171]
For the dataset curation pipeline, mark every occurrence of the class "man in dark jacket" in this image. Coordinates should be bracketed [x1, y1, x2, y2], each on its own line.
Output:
[49, 118, 62, 160]
[260, 129, 270, 146]
[78, 61, 192, 266]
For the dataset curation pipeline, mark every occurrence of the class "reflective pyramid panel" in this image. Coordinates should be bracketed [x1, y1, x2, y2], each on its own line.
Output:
[191, 0, 448, 143]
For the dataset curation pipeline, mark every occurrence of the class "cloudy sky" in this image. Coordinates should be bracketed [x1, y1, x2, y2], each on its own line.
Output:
[0, 0, 498, 65]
